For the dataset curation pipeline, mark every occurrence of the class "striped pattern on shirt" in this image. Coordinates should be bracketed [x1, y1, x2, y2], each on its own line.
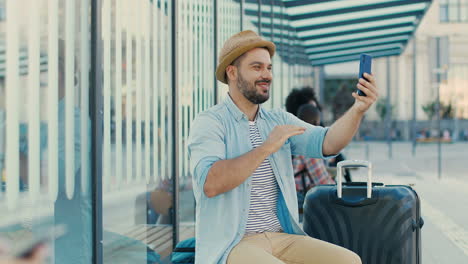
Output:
[244, 120, 282, 234]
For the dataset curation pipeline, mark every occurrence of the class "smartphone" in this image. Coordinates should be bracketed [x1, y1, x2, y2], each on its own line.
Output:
[11, 224, 67, 259]
[358, 54, 372, 96]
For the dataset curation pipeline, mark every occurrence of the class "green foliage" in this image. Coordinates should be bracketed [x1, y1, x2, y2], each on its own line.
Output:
[422, 101, 437, 120]
[441, 103, 454, 119]
[375, 98, 394, 121]
[422, 100, 455, 120]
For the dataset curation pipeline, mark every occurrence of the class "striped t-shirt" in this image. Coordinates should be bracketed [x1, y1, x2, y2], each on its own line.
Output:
[244, 120, 282, 234]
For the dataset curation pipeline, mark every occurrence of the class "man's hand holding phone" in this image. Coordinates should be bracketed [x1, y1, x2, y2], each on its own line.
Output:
[352, 72, 378, 114]
[352, 54, 378, 114]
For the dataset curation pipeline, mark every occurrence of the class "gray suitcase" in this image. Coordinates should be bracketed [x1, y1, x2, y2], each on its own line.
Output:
[303, 160, 423, 264]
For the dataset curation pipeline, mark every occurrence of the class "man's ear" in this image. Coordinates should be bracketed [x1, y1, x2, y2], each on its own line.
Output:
[226, 65, 237, 83]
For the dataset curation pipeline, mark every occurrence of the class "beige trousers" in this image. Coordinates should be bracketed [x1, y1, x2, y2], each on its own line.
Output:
[227, 232, 362, 264]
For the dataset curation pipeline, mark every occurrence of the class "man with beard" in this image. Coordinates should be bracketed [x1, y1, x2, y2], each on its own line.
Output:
[187, 30, 378, 264]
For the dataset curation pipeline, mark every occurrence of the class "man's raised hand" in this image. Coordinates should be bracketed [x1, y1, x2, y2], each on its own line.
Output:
[262, 125, 305, 154]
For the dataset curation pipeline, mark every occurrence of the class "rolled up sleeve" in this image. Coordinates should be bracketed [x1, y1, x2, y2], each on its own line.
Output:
[187, 113, 226, 199]
[281, 111, 335, 159]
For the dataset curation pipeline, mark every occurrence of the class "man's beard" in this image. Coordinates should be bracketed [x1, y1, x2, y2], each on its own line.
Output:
[237, 72, 270, 104]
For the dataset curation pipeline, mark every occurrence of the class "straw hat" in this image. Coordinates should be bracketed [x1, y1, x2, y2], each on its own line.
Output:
[216, 30, 275, 84]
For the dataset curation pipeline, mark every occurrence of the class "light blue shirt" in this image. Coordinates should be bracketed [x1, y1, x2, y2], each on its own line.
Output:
[187, 95, 332, 264]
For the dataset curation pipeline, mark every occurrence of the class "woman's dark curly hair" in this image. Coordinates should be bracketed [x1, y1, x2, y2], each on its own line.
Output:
[285, 86, 322, 116]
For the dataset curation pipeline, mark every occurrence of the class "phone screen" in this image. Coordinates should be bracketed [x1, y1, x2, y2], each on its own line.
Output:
[358, 54, 372, 96]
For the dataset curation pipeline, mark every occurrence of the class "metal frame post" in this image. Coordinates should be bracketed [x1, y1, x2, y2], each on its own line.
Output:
[90, 0, 103, 262]
[214, 0, 218, 103]
[171, 0, 180, 247]
[412, 36, 417, 156]
[270, 0, 275, 108]
[435, 37, 442, 180]
[386, 56, 392, 159]
[240, 0, 244, 30]
[258, 0, 262, 33]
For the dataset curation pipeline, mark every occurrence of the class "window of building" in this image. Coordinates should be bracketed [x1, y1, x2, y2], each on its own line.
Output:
[440, 0, 468, 22]
[0, 4, 5, 21]
[461, 0, 468, 21]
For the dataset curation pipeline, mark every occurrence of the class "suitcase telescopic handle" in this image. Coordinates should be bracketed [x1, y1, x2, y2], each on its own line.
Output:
[337, 160, 372, 199]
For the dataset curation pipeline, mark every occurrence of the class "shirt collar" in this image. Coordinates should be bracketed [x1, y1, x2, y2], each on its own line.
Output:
[223, 93, 266, 122]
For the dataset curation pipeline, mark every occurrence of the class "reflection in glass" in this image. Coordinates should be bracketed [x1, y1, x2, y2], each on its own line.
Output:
[0, 0, 327, 263]
[0, 0, 92, 263]
[102, 0, 175, 263]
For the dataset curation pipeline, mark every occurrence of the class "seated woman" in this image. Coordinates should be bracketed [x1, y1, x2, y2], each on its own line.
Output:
[292, 104, 335, 212]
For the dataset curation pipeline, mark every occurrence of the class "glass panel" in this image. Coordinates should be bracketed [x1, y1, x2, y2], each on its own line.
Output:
[102, 0, 111, 194]
[177, 0, 185, 225]
[135, 0, 142, 184]
[102, 0, 174, 263]
[161, 0, 167, 182]
[48, 0, 59, 202]
[64, 0, 76, 201]
[262, 1, 273, 110]
[27, 0, 41, 201]
[57, 0, 93, 260]
[166, 0, 173, 182]
[115, 0, 123, 188]
[280, 7, 288, 110]
[0, 0, 92, 262]
[206, 0, 214, 108]
[144, 2, 151, 185]
[80, 0, 90, 200]
[217, 0, 241, 103]
[153, 0, 160, 187]
[4, 0, 20, 211]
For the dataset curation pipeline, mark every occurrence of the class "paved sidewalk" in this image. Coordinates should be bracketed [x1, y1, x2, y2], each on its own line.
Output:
[344, 141, 468, 264]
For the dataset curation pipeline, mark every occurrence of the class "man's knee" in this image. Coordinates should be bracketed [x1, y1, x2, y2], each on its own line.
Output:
[325, 246, 362, 264]
[287, 236, 361, 264]
[348, 251, 362, 264]
[333, 247, 361, 264]
[307, 237, 361, 264]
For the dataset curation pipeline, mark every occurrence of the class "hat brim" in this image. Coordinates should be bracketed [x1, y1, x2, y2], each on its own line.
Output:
[216, 41, 275, 84]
